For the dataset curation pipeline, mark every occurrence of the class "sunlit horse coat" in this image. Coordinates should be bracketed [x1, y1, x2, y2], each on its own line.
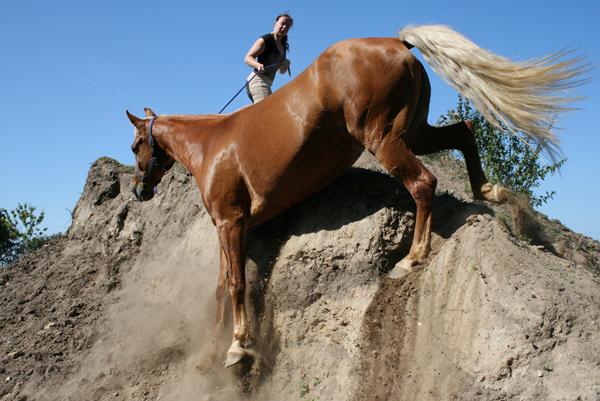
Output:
[127, 25, 585, 367]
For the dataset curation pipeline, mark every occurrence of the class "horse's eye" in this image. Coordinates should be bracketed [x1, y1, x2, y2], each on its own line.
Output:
[131, 138, 142, 154]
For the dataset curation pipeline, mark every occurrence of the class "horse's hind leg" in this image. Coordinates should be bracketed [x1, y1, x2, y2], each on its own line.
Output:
[371, 134, 437, 278]
[407, 121, 509, 203]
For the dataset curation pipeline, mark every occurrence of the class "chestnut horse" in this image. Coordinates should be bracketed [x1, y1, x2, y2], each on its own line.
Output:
[126, 25, 584, 366]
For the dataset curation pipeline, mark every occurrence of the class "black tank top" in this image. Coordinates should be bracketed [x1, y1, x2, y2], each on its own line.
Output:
[257, 33, 287, 81]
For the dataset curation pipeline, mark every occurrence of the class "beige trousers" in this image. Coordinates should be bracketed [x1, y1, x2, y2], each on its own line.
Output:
[246, 72, 273, 103]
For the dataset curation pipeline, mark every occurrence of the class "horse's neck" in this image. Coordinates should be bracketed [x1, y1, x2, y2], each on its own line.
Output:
[157, 115, 224, 171]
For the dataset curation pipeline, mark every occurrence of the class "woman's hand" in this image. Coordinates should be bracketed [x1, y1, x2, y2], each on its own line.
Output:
[279, 59, 291, 74]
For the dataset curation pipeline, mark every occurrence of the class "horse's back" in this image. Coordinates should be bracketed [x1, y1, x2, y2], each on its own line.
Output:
[220, 37, 426, 225]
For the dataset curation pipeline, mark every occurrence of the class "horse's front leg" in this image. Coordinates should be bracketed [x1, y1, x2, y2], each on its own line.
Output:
[214, 246, 228, 333]
[217, 220, 250, 367]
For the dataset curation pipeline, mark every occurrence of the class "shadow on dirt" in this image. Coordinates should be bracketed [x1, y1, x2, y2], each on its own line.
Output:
[240, 166, 494, 392]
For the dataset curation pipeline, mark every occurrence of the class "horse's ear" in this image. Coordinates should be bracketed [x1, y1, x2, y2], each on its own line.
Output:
[144, 107, 157, 118]
[126, 110, 144, 130]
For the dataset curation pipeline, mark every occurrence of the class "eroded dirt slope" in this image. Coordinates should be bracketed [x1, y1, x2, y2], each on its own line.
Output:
[1, 154, 599, 401]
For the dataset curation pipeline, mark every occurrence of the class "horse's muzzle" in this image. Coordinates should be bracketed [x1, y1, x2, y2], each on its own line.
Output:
[132, 183, 155, 201]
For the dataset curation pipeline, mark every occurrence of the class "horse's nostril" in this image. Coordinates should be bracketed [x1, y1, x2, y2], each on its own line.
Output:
[136, 183, 155, 201]
[132, 183, 154, 201]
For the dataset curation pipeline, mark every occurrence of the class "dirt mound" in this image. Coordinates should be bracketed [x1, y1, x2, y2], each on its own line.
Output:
[1, 155, 599, 401]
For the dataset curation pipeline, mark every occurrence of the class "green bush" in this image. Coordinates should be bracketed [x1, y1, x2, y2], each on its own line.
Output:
[437, 95, 565, 207]
[0, 203, 50, 266]
[0, 209, 20, 265]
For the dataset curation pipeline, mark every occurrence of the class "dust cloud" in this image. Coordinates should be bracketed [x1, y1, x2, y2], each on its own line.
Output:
[42, 219, 244, 400]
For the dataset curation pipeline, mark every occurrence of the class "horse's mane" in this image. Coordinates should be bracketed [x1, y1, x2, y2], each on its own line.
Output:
[159, 114, 228, 121]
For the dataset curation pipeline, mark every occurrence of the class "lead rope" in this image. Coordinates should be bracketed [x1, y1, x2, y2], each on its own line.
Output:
[217, 62, 282, 114]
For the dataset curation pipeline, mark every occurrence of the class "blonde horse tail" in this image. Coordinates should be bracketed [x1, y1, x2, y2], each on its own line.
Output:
[399, 25, 588, 160]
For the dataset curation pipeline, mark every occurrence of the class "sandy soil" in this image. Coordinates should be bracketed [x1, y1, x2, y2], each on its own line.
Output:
[1, 155, 599, 401]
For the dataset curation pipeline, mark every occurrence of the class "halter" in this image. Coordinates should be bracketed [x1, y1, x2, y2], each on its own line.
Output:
[135, 117, 170, 191]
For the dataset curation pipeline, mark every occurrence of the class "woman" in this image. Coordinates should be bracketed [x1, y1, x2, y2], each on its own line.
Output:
[244, 13, 293, 103]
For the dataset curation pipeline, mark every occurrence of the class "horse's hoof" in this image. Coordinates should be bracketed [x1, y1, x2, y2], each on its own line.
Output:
[224, 341, 245, 368]
[388, 258, 414, 279]
[224, 352, 243, 368]
[480, 183, 509, 204]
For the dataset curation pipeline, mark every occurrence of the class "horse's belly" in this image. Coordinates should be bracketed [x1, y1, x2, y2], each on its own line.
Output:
[248, 131, 363, 226]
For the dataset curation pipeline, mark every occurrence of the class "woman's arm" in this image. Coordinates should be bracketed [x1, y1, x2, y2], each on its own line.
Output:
[244, 38, 266, 72]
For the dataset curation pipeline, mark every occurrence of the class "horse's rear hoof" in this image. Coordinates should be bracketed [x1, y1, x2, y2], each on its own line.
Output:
[479, 183, 510, 204]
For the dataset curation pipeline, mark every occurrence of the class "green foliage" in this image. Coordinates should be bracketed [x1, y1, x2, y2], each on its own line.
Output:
[0, 203, 49, 266]
[298, 378, 310, 398]
[298, 375, 321, 400]
[437, 95, 566, 207]
[0, 209, 20, 265]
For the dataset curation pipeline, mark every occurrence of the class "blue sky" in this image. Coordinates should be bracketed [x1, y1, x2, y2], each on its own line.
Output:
[1, 0, 599, 240]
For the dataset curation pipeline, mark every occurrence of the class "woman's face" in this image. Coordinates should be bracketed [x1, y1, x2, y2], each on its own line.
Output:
[274, 17, 292, 36]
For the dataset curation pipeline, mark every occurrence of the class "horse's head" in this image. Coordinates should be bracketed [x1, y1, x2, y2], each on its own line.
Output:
[126, 108, 175, 201]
